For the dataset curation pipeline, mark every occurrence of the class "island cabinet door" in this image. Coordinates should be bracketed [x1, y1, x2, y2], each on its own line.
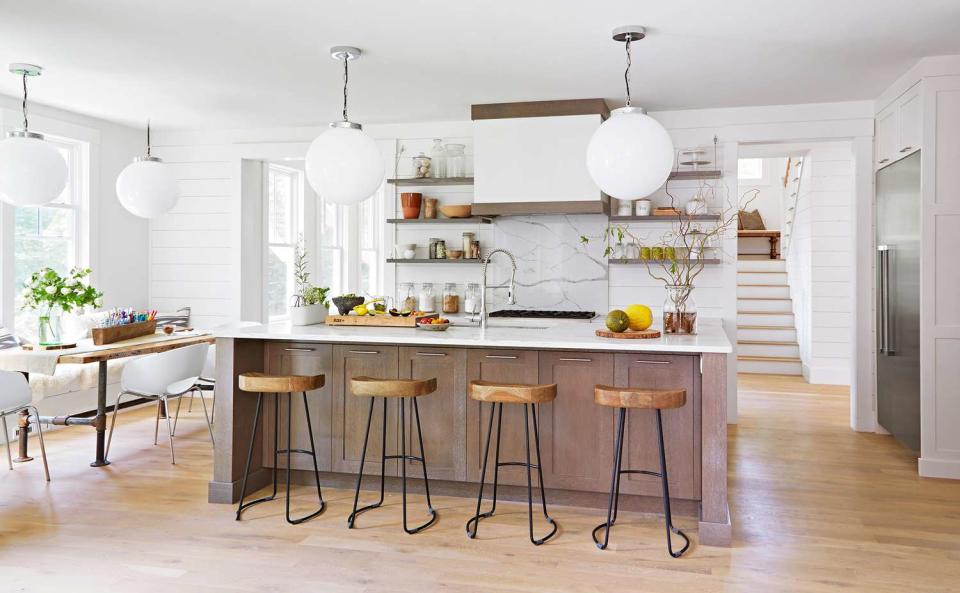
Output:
[613, 353, 701, 500]
[263, 342, 334, 472]
[331, 345, 400, 476]
[537, 352, 615, 492]
[465, 349, 540, 486]
[398, 347, 467, 481]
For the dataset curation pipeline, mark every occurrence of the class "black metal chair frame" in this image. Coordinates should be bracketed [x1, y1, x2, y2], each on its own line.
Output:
[348, 395, 437, 534]
[236, 390, 325, 525]
[466, 401, 558, 545]
[592, 407, 690, 558]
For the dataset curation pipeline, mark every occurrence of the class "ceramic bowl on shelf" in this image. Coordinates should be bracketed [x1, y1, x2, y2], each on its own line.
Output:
[446, 250, 463, 260]
[439, 204, 472, 218]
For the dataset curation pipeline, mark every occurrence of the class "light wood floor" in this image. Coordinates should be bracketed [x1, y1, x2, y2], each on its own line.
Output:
[1, 375, 958, 592]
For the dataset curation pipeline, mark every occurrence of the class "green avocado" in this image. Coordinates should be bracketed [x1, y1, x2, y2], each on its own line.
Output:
[605, 309, 630, 333]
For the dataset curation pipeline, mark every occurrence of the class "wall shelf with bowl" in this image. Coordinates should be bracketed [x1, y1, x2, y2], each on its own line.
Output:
[608, 214, 721, 222]
[386, 258, 481, 264]
[607, 258, 721, 265]
[387, 177, 474, 186]
[387, 216, 494, 224]
[667, 170, 722, 181]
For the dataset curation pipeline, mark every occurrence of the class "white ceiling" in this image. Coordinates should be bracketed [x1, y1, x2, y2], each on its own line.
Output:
[1, 0, 958, 130]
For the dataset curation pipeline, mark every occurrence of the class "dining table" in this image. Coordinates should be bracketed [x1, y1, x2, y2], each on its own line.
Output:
[0, 332, 214, 467]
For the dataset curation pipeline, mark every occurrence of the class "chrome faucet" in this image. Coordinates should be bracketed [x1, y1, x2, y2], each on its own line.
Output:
[475, 248, 517, 330]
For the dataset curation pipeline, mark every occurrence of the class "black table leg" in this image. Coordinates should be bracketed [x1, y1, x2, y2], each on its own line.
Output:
[91, 360, 110, 467]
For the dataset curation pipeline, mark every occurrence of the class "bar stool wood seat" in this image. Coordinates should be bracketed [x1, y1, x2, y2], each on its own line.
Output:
[592, 384, 691, 558]
[235, 372, 325, 525]
[348, 376, 438, 534]
[466, 380, 558, 546]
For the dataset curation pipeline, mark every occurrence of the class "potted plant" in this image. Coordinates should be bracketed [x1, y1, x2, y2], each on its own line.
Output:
[20, 267, 103, 345]
[289, 239, 330, 326]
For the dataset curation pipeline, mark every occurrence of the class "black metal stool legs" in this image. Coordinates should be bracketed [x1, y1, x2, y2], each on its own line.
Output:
[655, 409, 690, 558]
[592, 408, 690, 558]
[236, 392, 325, 524]
[466, 402, 557, 545]
[349, 396, 436, 533]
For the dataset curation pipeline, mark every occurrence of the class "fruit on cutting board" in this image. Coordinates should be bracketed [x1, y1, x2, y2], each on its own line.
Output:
[624, 304, 653, 331]
[353, 304, 369, 316]
[605, 309, 630, 333]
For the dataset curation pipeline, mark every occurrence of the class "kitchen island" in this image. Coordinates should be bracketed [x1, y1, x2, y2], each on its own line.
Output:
[211, 320, 733, 546]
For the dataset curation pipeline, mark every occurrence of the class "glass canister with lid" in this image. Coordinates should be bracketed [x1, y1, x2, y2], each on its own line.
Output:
[464, 282, 481, 314]
[398, 282, 417, 313]
[445, 143, 466, 178]
[418, 282, 436, 312]
[430, 139, 446, 178]
[442, 282, 460, 313]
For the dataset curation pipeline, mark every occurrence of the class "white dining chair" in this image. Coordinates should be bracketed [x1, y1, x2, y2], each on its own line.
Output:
[0, 370, 49, 481]
[174, 344, 216, 434]
[105, 343, 212, 464]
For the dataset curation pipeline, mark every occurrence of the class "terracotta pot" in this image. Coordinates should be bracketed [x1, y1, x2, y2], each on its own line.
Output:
[424, 197, 438, 219]
[400, 192, 422, 219]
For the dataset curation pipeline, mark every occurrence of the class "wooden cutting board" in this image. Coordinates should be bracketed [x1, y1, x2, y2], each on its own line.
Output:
[595, 328, 661, 339]
[326, 313, 438, 328]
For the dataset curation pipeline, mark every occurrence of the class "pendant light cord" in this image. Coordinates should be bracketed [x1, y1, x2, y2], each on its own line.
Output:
[342, 55, 349, 122]
[623, 33, 633, 107]
[21, 72, 29, 131]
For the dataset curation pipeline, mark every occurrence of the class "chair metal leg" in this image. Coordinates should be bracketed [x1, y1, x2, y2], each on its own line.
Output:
[27, 407, 50, 482]
[524, 404, 557, 545]
[105, 391, 133, 462]
[655, 409, 690, 558]
[198, 388, 215, 446]
[172, 394, 184, 436]
[2, 413, 12, 471]
[397, 397, 436, 534]
[593, 407, 627, 549]
[236, 393, 281, 520]
[348, 397, 386, 528]
[163, 396, 176, 464]
[466, 401, 497, 538]
[187, 391, 194, 412]
[153, 400, 161, 445]
[281, 392, 324, 525]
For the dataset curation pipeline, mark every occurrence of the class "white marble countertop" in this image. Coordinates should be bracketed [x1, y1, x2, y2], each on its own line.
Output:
[214, 319, 732, 354]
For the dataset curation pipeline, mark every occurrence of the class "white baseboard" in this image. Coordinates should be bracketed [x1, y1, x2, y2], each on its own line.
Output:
[919, 456, 960, 480]
[806, 366, 851, 386]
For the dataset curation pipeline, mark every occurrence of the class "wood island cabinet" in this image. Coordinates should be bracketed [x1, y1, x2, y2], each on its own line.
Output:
[331, 345, 399, 476]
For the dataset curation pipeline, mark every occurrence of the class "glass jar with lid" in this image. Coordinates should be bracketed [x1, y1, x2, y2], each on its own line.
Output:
[412, 153, 431, 178]
[461, 232, 475, 257]
[398, 282, 417, 313]
[430, 139, 446, 178]
[445, 143, 466, 178]
[442, 283, 460, 314]
[418, 282, 436, 312]
[435, 239, 446, 260]
[464, 282, 481, 314]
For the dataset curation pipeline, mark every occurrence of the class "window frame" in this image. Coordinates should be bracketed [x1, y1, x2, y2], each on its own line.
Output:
[262, 162, 305, 322]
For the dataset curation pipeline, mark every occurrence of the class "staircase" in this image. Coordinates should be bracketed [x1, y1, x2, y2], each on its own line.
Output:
[737, 259, 802, 375]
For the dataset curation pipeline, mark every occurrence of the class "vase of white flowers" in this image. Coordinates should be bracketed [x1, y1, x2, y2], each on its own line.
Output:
[21, 267, 103, 345]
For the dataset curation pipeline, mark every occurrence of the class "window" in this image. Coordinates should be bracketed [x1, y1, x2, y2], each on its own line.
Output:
[737, 158, 764, 181]
[315, 183, 383, 299]
[265, 164, 303, 320]
[13, 137, 87, 339]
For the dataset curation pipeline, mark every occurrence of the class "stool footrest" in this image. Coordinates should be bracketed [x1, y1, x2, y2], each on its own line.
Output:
[497, 461, 541, 470]
[619, 468, 662, 478]
[275, 448, 314, 456]
[383, 454, 426, 464]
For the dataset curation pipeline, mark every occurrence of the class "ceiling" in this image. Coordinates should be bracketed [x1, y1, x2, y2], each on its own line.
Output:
[1, 0, 958, 130]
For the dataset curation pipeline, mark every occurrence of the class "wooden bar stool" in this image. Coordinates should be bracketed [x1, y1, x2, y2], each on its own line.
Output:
[348, 376, 438, 534]
[592, 385, 691, 558]
[466, 380, 558, 545]
[235, 372, 326, 525]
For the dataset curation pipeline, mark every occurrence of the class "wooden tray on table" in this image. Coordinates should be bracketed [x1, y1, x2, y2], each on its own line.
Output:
[595, 328, 661, 339]
[326, 314, 438, 328]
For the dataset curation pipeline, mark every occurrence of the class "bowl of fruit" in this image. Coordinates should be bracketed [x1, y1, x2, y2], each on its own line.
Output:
[416, 317, 450, 331]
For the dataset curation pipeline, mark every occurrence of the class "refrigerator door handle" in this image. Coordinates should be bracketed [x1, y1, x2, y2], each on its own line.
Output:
[878, 245, 894, 356]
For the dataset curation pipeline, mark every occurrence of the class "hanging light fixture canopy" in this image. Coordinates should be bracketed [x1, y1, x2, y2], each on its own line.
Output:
[586, 27, 675, 201]
[305, 46, 384, 205]
[0, 63, 69, 206]
[116, 120, 179, 218]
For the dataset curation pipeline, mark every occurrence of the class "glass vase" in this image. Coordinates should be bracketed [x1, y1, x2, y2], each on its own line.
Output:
[663, 285, 697, 335]
[38, 309, 63, 346]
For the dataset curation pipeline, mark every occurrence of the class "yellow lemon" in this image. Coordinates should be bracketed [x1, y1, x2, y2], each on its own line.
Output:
[353, 304, 368, 316]
[624, 304, 653, 331]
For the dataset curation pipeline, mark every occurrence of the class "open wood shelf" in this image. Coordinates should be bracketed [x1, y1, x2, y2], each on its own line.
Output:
[386, 258, 481, 264]
[609, 214, 721, 222]
[607, 258, 721, 265]
[668, 170, 722, 180]
[387, 177, 474, 186]
[388, 216, 494, 224]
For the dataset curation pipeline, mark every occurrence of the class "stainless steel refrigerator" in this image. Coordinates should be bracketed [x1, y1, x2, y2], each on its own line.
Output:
[876, 150, 921, 453]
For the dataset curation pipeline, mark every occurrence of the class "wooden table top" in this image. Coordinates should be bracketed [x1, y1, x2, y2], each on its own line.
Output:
[737, 229, 781, 238]
[57, 334, 215, 365]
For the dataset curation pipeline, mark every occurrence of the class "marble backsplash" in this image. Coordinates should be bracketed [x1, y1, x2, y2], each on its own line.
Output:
[483, 215, 609, 314]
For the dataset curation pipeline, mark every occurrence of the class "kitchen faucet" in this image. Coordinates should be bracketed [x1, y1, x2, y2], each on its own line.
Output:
[474, 248, 517, 330]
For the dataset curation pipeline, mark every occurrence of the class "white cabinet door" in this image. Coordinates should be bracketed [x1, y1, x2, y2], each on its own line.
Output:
[474, 114, 602, 204]
[898, 85, 922, 158]
[876, 106, 898, 169]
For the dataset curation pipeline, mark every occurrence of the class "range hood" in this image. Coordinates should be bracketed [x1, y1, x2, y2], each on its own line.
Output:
[471, 99, 610, 216]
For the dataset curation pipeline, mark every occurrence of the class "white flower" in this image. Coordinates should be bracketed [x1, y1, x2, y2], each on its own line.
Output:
[45, 286, 57, 295]
[66, 277, 78, 286]
[21, 287, 31, 297]
[61, 287, 72, 295]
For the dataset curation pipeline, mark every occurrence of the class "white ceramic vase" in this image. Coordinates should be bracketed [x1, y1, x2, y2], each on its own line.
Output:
[290, 304, 328, 326]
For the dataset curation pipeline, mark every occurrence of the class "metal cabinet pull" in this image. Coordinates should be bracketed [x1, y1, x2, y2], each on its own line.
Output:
[348, 350, 380, 355]
[485, 354, 518, 360]
[415, 352, 447, 357]
[878, 158, 890, 164]
[284, 347, 315, 352]
[633, 360, 670, 365]
[899, 146, 913, 153]
[558, 357, 592, 362]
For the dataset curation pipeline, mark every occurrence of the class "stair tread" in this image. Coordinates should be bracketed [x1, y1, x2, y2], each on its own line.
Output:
[737, 355, 802, 362]
[737, 340, 799, 346]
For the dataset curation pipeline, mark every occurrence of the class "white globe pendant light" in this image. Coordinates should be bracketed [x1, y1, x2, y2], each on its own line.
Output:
[305, 46, 384, 205]
[0, 64, 68, 206]
[116, 121, 178, 218]
[586, 27, 675, 200]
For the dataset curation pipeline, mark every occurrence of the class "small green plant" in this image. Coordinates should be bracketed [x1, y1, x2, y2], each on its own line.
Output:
[290, 237, 330, 308]
[20, 267, 103, 314]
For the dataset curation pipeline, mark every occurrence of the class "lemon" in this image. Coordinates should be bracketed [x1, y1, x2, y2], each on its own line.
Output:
[624, 304, 653, 331]
[605, 310, 630, 333]
[353, 304, 368, 316]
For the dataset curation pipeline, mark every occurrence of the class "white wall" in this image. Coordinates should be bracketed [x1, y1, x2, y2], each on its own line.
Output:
[738, 157, 787, 257]
[0, 94, 148, 328]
